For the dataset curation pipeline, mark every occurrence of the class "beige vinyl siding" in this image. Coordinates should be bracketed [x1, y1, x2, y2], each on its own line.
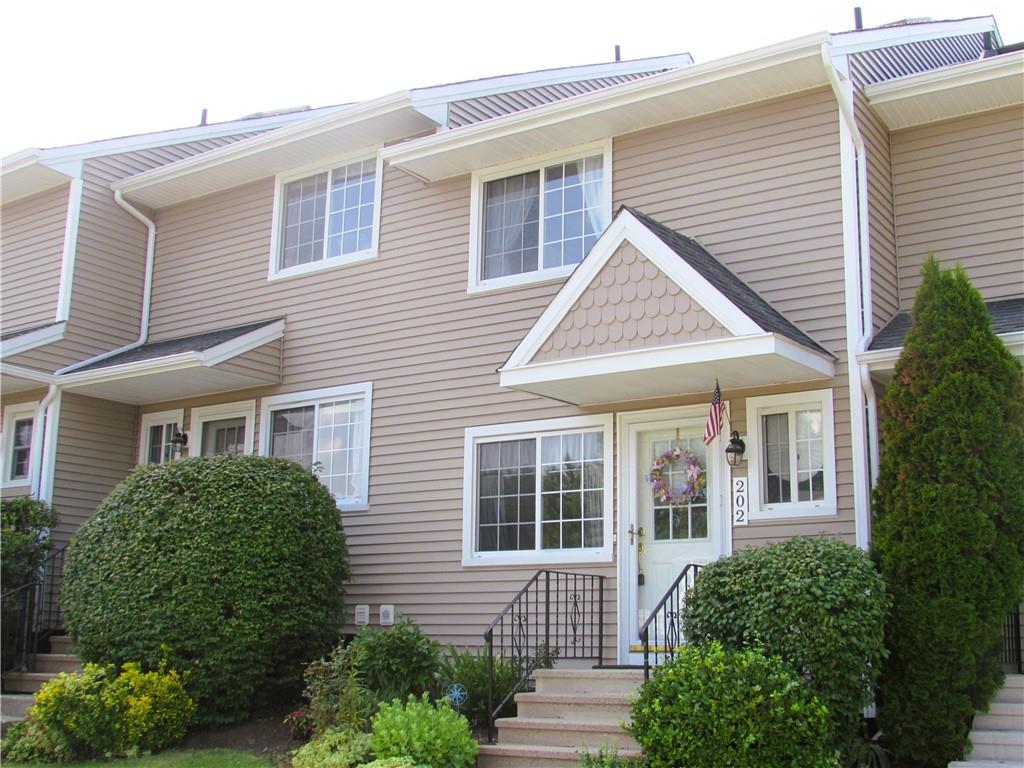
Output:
[50, 393, 137, 547]
[0, 388, 46, 499]
[854, 90, 900, 331]
[138, 86, 853, 649]
[892, 106, 1024, 308]
[0, 184, 68, 333]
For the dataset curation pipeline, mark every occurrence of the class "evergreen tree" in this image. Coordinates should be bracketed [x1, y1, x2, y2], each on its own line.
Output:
[872, 258, 1024, 767]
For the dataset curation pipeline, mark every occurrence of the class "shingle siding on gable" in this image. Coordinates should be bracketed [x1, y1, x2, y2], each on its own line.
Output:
[0, 183, 68, 334]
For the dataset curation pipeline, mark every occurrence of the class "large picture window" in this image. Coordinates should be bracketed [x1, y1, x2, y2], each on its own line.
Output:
[260, 383, 373, 511]
[463, 415, 613, 566]
[269, 155, 381, 280]
[745, 389, 837, 519]
[469, 141, 612, 293]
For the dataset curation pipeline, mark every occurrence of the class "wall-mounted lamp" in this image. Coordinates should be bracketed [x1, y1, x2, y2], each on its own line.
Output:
[724, 431, 746, 467]
[170, 426, 189, 455]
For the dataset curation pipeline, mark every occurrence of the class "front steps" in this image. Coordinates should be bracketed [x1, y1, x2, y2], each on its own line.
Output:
[2, 635, 81, 694]
[477, 668, 643, 768]
[950, 674, 1024, 767]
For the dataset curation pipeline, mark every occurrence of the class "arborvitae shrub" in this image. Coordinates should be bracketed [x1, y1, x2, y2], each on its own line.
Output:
[681, 536, 887, 757]
[872, 259, 1024, 766]
[62, 455, 350, 724]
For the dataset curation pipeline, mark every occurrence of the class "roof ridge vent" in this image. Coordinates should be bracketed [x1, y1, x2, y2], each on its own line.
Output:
[879, 16, 932, 27]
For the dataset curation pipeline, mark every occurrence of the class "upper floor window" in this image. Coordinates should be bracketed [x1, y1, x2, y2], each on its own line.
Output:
[2, 401, 38, 488]
[745, 389, 837, 520]
[269, 155, 382, 281]
[259, 383, 373, 511]
[468, 141, 612, 293]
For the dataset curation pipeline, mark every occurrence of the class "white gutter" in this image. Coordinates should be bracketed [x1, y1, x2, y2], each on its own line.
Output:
[58, 191, 157, 375]
[822, 43, 877, 549]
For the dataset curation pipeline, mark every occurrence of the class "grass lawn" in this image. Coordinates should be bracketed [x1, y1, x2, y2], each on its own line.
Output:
[5, 748, 272, 767]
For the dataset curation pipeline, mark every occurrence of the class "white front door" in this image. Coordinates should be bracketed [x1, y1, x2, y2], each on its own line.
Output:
[619, 407, 728, 663]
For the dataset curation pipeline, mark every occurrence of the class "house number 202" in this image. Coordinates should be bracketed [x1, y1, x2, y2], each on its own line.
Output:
[733, 477, 749, 526]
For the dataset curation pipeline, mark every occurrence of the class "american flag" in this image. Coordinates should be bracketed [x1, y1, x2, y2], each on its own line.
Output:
[704, 381, 724, 445]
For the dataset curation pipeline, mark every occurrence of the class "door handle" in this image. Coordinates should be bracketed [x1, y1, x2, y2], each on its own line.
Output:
[628, 525, 645, 545]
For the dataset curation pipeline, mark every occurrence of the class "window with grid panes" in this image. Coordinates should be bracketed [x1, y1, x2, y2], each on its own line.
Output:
[479, 152, 607, 282]
[278, 159, 376, 271]
[650, 436, 708, 541]
[8, 418, 33, 481]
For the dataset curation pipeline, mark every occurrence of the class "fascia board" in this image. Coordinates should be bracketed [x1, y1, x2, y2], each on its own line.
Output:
[58, 352, 202, 387]
[860, 330, 1024, 370]
[112, 92, 422, 196]
[866, 51, 1024, 102]
[0, 322, 67, 358]
[198, 319, 285, 366]
[410, 53, 696, 108]
[0, 363, 56, 385]
[828, 16, 996, 56]
[383, 33, 831, 174]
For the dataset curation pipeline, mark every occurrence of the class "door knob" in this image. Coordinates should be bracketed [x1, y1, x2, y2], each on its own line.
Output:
[628, 525, 645, 545]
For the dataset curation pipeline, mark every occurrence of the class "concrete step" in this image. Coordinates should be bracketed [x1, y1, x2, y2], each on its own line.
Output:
[28, 653, 81, 674]
[975, 700, 1024, 731]
[2, 671, 60, 694]
[48, 635, 74, 654]
[478, 743, 641, 768]
[495, 716, 639, 750]
[534, 668, 643, 696]
[0, 693, 35, 738]
[515, 691, 633, 722]
[950, 762, 1024, 767]
[968, 730, 1024, 762]
[995, 676, 1024, 704]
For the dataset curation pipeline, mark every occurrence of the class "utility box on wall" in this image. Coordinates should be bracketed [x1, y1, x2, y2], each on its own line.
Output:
[379, 604, 395, 625]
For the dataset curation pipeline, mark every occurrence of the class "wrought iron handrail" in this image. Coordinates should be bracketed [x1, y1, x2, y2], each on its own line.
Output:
[639, 562, 702, 681]
[483, 570, 605, 743]
[1, 543, 68, 674]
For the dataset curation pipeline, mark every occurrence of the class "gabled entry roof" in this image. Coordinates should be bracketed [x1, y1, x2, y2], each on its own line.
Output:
[500, 208, 835, 405]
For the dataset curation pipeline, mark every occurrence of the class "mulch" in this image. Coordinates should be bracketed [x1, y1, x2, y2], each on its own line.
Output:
[181, 710, 301, 767]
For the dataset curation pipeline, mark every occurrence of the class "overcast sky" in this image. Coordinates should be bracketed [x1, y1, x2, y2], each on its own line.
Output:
[2, 0, 1021, 158]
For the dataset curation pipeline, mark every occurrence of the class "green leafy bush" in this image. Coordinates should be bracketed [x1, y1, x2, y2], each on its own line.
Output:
[371, 694, 477, 768]
[0, 714, 76, 763]
[32, 661, 194, 758]
[579, 746, 647, 767]
[291, 727, 372, 768]
[357, 759, 418, 768]
[629, 641, 838, 768]
[303, 643, 376, 734]
[872, 259, 1024, 766]
[681, 536, 887, 755]
[352, 616, 441, 702]
[61, 455, 350, 724]
[438, 645, 523, 728]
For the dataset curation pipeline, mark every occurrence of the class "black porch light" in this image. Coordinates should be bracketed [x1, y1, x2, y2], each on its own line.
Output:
[724, 431, 746, 467]
[170, 425, 189, 453]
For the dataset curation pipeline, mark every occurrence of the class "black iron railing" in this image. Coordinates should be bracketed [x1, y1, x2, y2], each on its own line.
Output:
[639, 562, 702, 682]
[1, 543, 68, 674]
[483, 570, 605, 743]
[1001, 604, 1023, 674]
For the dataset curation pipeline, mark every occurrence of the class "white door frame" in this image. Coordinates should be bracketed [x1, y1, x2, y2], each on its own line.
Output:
[616, 404, 733, 664]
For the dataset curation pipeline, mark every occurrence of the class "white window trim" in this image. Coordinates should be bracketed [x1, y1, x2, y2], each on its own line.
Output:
[259, 383, 373, 512]
[2, 401, 41, 488]
[137, 409, 185, 466]
[745, 389, 837, 520]
[190, 400, 257, 458]
[462, 414, 614, 567]
[267, 149, 384, 282]
[467, 139, 613, 295]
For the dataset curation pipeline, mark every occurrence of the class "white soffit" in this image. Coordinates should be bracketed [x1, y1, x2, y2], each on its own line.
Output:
[115, 94, 441, 209]
[865, 51, 1024, 129]
[1, 152, 77, 204]
[383, 33, 831, 182]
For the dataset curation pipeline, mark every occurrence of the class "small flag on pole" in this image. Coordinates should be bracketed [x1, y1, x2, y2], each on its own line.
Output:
[704, 380, 724, 445]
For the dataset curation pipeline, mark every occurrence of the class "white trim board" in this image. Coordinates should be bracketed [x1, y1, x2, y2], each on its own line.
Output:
[0, 322, 67, 359]
[828, 16, 996, 56]
[1, 400, 42, 489]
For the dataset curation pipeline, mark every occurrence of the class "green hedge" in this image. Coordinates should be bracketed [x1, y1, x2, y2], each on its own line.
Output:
[872, 259, 1024, 766]
[681, 536, 887, 756]
[630, 641, 838, 768]
[61, 455, 350, 724]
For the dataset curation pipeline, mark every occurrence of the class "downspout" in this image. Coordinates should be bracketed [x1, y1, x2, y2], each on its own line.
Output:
[822, 42, 877, 549]
[31, 384, 61, 502]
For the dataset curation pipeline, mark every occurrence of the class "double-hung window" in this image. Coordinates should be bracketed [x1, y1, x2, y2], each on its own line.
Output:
[2, 401, 38, 488]
[745, 390, 837, 519]
[260, 383, 373, 511]
[469, 141, 612, 293]
[463, 415, 613, 566]
[270, 154, 382, 280]
[138, 410, 184, 465]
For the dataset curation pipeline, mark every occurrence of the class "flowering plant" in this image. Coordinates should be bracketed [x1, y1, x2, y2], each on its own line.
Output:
[648, 447, 706, 505]
[283, 706, 315, 740]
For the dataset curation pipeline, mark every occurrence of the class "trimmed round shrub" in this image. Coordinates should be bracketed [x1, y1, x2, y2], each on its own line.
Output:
[371, 694, 478, 768]
[630, 641, 838, 768]
[61, 455, 350, 724]
[681, 536, 887, 755]
[872, 259, 1024, 766]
